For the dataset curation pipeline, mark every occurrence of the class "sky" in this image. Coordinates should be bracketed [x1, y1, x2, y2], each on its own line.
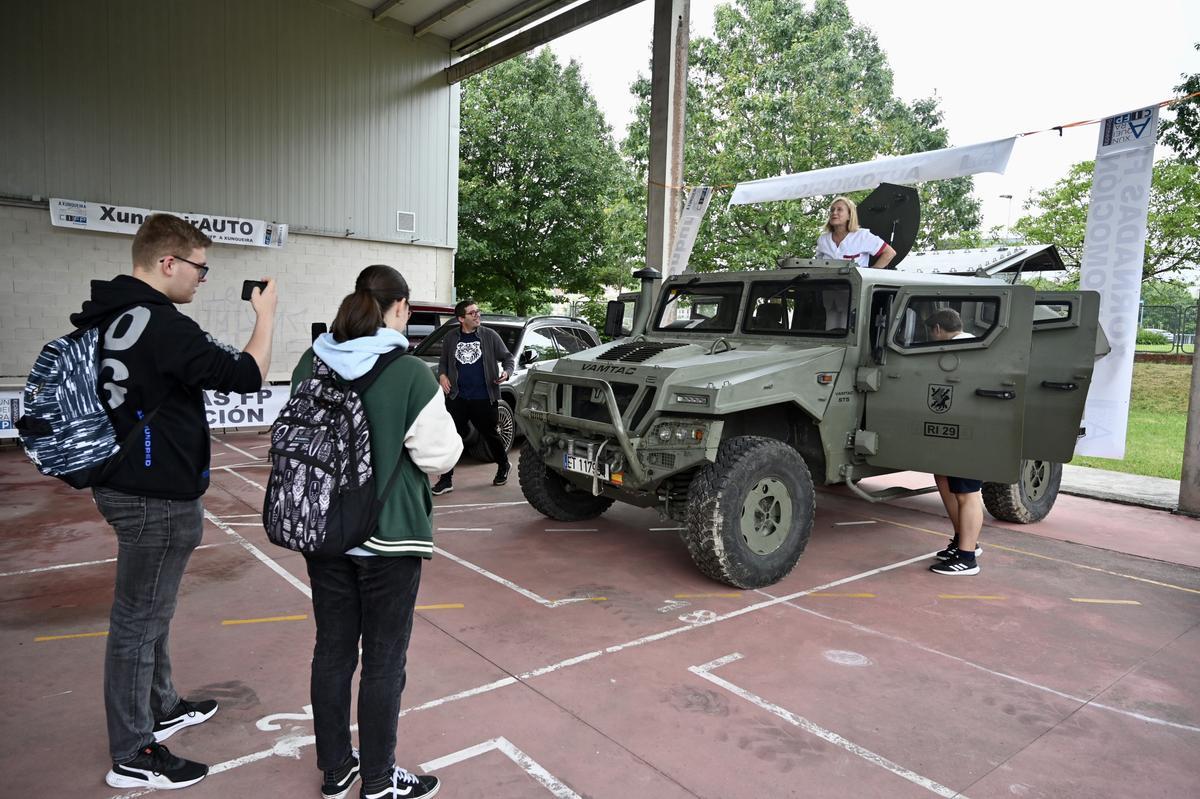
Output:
[546, 0, 1200, 233]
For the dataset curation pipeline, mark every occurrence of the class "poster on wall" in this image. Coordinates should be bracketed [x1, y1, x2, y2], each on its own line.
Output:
[0, 390, 21, 440]
[49, 198, 288, 249]
[0, 387, 289, 440]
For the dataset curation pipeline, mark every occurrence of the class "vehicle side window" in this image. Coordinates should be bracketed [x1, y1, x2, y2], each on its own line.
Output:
[893, 295, 1001, 348]
[520, 328, 560, 361]
[550, 327, 593, 354]
[1033, 300, 1072, 324]
[490, 326, 521, 354]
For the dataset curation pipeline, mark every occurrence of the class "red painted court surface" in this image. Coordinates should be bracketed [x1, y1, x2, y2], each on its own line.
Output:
[3, 431, 1199, 798]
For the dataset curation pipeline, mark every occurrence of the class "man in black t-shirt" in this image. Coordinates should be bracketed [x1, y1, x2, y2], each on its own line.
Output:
[433, 299, 516, 494]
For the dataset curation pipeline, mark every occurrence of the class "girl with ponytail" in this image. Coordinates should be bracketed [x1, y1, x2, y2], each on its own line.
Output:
[289, 264, 460, 799]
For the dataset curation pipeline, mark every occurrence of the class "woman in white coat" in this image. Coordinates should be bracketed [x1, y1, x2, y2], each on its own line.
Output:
[815, 196, 897, 268]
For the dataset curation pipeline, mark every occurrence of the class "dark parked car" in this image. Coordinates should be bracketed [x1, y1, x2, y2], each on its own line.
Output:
[404, 301, 456, 350]
[413, 314, 600, 459]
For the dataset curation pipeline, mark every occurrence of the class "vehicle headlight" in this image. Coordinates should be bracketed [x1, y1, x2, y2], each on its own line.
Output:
[657, 425, 673, 442]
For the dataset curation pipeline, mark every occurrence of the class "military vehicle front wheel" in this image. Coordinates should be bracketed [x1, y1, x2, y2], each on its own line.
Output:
[518, 442, 614, 521]
[684, 436, 815, 589]
[982, 459, 1062, 523]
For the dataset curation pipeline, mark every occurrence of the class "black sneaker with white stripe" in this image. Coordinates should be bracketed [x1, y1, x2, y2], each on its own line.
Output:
[935, 540, 983, 561]
[930, 555, 980, 576]
[105, 743, 208, 790]
[361, 766, 440, 798]
[153, 698, 218, 742]
[323, 748, 361, 799]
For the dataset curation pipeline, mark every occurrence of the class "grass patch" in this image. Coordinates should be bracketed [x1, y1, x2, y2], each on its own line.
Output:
[1071, 362, 1191, 479]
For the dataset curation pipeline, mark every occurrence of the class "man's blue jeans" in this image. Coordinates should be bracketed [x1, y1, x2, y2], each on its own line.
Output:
[94, 487, 203, 762]
[304, 553, 422, 783]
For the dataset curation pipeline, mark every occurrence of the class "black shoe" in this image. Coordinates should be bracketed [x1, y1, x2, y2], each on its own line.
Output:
[935, 541, 983, 561]
[153, 698, 218, 742]
[105, 743, 208, 790]
[930, 555, 980, 576]
[362, 766, 440, 798]
[322, 748, 361, 799]
[493, 462, 511, 486]
[431, 475, 453, 496]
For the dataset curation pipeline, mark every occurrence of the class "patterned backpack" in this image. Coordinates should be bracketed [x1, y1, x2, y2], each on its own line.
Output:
[16, 323, 160, 489]
[262, 349, 407, 554]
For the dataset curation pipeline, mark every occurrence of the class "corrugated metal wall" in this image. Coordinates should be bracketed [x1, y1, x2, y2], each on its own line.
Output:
[0, 0, 457, 249]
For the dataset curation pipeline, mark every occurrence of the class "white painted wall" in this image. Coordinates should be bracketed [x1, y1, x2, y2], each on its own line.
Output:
[0, 205, 451, 381]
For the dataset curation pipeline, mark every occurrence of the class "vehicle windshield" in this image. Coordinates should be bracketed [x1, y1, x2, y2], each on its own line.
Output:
[412, 322, 521, 357]
[743, 279, 854, 336]
[652, 283, 743, 333]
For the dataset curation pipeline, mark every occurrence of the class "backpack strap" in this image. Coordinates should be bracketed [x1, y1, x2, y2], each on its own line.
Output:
[95, 405, 166, 484]
[350, 346, 408, 394]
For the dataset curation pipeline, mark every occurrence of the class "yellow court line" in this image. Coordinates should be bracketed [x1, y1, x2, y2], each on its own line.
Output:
[1070, 598, 1142, 605]
[415, 603, 465, 610]
[807, 592, 877, 598]
[938, 595, 1007, 600]
[222, 614, 308, 626]
[870, 516, 1200, 596]
[675, 592, 740, 599]
[35, 631, 109, 642]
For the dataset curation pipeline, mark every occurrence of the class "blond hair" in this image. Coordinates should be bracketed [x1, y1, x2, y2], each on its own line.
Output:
[825, 196, 860, 233]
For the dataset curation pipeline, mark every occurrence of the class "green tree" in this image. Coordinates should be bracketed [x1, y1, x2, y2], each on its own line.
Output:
[1011, 158, 1200, 282]
[1158, 42, 1200, 164]
[621, 0, 980, 273]
[457, 51, 631, 315]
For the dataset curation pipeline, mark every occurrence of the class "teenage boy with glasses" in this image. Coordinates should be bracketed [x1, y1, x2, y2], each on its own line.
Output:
[70, 213, 278, 790]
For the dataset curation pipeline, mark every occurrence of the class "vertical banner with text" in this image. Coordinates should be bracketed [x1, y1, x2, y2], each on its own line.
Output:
[1076, 106, 1158, 458]
[666, 187, 713, 276]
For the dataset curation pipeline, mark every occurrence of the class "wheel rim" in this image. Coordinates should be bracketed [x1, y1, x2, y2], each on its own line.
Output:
[498, 405, 514, 450]
[739, 477, 793, 555]
[1021, 460, 1049, 502]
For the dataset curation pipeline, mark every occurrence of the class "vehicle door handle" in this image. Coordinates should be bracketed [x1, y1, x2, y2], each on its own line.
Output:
[1041, 381, 1078, 391]
[975, 388, 1017, 400]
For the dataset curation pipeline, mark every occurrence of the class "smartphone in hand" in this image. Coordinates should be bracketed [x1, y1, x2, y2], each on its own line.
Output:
[241, 280, 268, 301]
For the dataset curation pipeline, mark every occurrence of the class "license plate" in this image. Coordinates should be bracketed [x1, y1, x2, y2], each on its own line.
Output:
[563, 454, 610, 480]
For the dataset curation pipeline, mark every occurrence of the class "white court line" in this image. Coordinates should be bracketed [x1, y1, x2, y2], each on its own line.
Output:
[436, 501, 530, 509]
[691, 654, 964, 798]
[225, 523, 263, 527]
[649, 527, 685, 531]
[211, 437, 266, 462]
[545, 528, 597, 532]
[434, 546, 601, 608]
[219, 466, 267, 491]
[217, 513, 261, 519]
[203, 511, 310, 599]
[834, 520, 877, 526]
[420, 737, 582, 798]
[438, 527, 493, 532]
[759, 589, 1200, 734]
[0, 543, 224, 578]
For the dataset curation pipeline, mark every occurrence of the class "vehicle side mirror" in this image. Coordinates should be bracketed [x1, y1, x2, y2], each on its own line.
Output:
[603, 300, 625, 338]
[519, 348, 539, 367]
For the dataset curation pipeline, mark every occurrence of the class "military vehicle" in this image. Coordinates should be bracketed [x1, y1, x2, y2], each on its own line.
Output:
[515, 184, 1107, 589]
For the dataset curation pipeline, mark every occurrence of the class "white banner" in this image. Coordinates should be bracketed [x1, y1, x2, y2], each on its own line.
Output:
[204, 387, 290, 430]
[729, 137, 1016, 206]
[666, 186, 714, 275]
[0, 390, 21, 439]
[1076, 106, 1158, 459]
[50, 198, 288, 248]
[0, 387, 287, 440]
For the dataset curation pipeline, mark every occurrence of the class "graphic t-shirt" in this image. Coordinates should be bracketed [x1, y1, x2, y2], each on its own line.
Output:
[454, 332, 488, 400]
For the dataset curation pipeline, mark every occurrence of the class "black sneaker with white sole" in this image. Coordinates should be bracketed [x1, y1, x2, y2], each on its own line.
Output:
[153, 698, 218, 742]
[930, 555, 980, 576]
[322, 748, 361, 799]
[431, 475, 453, 496]
[935, 541, 983, 561]
[493, 462, 510, 486]
[361, 766, 440, 799]
[105, 743, 208, 790]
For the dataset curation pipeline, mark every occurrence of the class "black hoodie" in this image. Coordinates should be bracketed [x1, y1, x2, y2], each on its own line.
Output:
[70, 274, 263, 500]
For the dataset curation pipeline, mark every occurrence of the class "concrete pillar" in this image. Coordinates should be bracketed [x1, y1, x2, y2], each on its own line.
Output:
[645, 0, 690, 275]
[1178, 300, 1200, 516]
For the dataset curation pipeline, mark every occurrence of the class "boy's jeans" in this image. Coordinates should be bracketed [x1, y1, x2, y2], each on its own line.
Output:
[94, 487, 203, 762]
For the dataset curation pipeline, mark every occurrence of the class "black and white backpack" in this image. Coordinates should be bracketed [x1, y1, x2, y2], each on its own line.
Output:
[16, 319, 160, 489]
[262, 349, 406, 554]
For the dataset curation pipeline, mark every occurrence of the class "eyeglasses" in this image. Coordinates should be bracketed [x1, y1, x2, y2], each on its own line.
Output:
[164, 255, 209, 280]
[465, 309, 482, 316]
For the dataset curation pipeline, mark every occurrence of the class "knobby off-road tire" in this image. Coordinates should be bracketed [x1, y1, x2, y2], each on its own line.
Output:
[466, 398, 516, 461]
[518, 441, 614, 521]
[684, 436, 815, 589]
[982, 459, 1062, 523]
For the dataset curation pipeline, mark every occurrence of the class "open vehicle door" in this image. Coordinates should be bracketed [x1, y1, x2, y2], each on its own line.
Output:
[1022, 291, 1103, 462]
[862, 284, 1035, 483]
